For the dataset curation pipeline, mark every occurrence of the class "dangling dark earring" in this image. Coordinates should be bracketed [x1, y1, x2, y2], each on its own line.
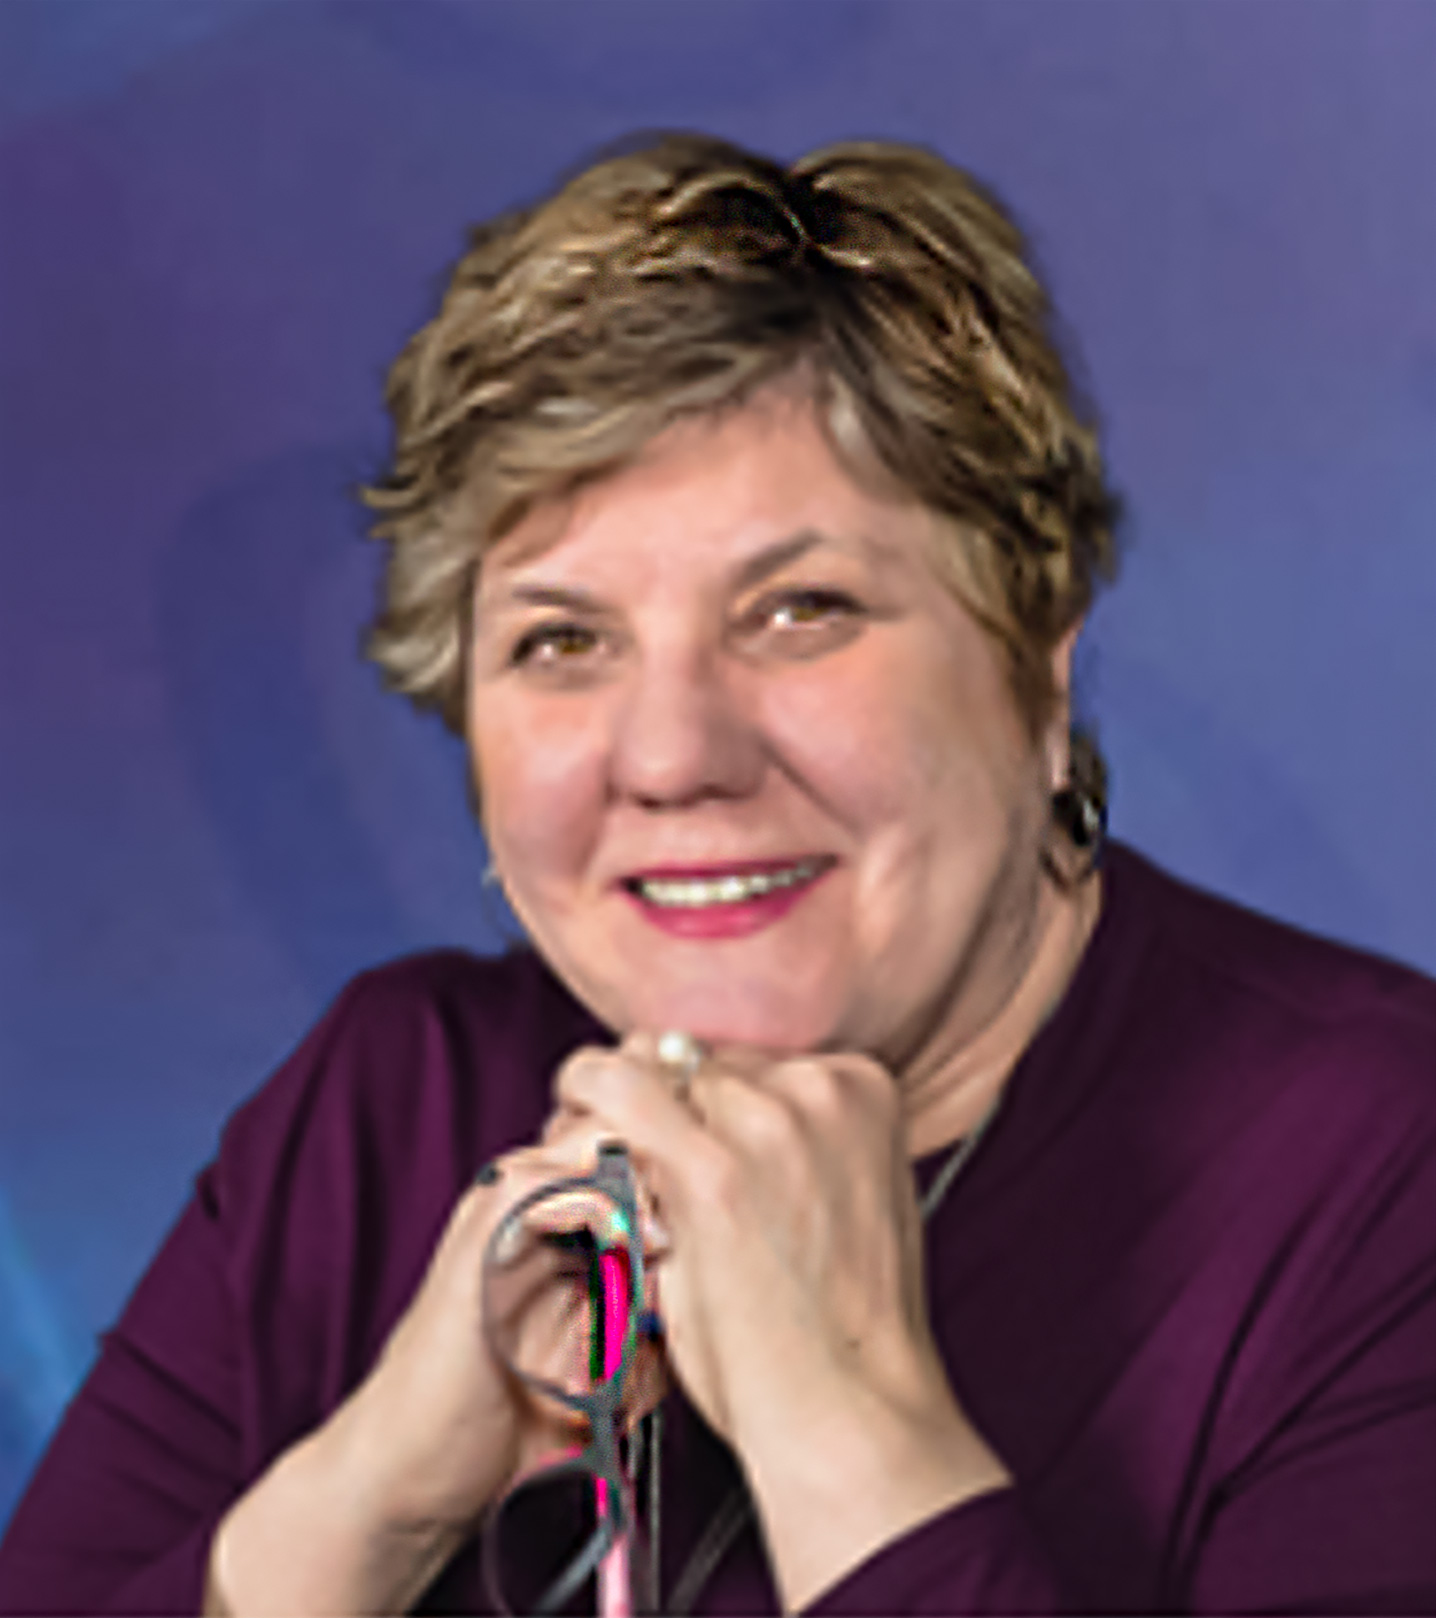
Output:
[1048, 783, 1107, 884]
[1052, 785, 1105, 849]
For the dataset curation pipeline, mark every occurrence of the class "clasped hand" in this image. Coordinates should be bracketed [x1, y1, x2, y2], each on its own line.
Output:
[332, 1033, 967, 1573]
[545, 1033, 947, 1458]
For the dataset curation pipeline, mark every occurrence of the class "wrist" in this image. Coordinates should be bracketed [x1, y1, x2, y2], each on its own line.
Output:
[209, 1401, 471, 1616]
[737, 1372, 1010, 1613]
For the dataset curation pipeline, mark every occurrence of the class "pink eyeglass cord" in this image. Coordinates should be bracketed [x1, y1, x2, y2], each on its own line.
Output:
[595, 1247, 632, 1618]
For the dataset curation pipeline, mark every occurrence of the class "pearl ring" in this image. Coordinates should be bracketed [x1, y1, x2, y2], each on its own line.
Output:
[655, 1029, 704, 1097]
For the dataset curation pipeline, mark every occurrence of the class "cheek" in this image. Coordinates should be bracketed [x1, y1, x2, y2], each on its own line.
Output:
[766, 658, 928, 813]
[471, 700, 606, 877]
[774, 651, 996, 832]
[780, 642, 1040, 913]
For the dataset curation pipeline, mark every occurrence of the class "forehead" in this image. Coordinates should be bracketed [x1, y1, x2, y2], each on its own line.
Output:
[478, 393, 939, 592]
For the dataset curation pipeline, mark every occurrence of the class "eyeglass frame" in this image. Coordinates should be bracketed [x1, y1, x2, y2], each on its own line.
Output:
[480, 1140, 652, 1615]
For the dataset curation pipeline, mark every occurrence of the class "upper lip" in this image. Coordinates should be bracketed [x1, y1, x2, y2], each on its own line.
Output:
[620, 855, 835, 887]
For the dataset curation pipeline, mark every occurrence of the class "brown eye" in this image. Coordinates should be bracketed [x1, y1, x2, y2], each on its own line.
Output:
[510, 622, 598, 666]
[768, 589, 861, 629]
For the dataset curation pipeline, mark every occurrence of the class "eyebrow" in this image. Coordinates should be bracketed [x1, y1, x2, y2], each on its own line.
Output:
[485, 529, 839, 616]
[494, 582, 606, 613]
[730, 529, 830, 591]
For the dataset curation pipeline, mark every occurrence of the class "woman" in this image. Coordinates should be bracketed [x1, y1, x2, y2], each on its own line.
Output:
[1, 132, 1432, 1616]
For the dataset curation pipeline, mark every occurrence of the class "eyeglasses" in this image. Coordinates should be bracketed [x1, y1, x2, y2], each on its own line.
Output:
[481, 1143, 658, 1616]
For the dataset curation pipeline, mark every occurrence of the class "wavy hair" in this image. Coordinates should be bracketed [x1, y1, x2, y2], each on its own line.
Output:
[361, 131, 1122, 826]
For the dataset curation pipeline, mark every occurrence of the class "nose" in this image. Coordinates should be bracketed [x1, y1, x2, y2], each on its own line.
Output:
[607, 642, 764, 807]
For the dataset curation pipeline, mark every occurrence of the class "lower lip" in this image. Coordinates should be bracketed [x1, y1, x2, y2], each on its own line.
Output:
[624, 867, 831, 939]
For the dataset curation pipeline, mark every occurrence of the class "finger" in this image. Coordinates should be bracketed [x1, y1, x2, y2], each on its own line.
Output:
[554, 1046, 718, 1219]
[759, 1050, 895, 1127]
[539, 1099, 591, 1145]
[686, 1066, 803, 1163]
[555, 1044, 696, 1131]
[617, 1029, 711, 1105]
[533, 1105, 621, 1162]
[496, 1125, 676, 1257]
[568, 1041, 826, 1223]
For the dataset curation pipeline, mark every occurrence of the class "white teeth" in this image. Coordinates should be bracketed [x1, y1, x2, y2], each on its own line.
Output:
[637, 860, 822, 908]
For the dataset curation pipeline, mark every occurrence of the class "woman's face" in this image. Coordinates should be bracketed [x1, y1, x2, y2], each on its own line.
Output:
[468, 384, 1073, 1075]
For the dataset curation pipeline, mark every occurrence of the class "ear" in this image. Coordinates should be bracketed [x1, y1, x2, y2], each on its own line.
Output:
[1043, 619, 1085, 793]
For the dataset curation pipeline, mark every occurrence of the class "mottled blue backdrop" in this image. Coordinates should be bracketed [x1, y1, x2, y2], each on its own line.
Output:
[2, 0, 1433, 1530]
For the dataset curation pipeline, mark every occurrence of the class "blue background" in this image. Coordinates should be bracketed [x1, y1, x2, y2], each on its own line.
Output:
[1, 0, 1433, 1530]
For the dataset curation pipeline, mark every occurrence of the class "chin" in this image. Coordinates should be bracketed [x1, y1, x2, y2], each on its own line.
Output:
[621, 981, 845, 1054]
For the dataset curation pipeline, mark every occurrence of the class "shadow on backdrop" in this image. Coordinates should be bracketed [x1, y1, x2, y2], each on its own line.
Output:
[154, 442, 420, 1002]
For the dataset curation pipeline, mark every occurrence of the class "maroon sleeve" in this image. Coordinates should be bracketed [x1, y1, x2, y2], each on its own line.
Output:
[1183, 1087, 1436, 1617]
[800, 1491, 1072, 1616]
[0, 958, 390, 1617]
[800, 1179, 1435, 1618]
[0, 963, 429, 1616]
[801, 979, 1436, 1616]
[0, 949, 574, 1617]
[0, 1172, 243, 1615]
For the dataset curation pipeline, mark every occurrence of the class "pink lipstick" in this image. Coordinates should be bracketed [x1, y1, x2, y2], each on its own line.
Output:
[621, 856, 833, 940]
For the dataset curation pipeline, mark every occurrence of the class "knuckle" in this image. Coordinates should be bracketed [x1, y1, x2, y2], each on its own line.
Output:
[553, 1044, 607, 1098]
[540, 1108, 603, 1158]
[619, 1028, 660, 1066]
[778, 1055, 846, 1113]
[769, 1055, 874, 1134]
[832, 1051, 899, 1116]
[554, 1044, 636, 1112]
[712, 1073, 797, 1154]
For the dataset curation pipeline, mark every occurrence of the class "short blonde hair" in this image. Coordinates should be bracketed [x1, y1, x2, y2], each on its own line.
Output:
[361, 131, 1122, 805]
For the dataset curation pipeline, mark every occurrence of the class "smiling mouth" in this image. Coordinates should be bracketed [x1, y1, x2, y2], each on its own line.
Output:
[625, 858, 832, 909]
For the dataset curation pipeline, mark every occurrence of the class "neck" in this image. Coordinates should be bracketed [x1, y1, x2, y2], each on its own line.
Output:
[902, 866, 1103, 1160]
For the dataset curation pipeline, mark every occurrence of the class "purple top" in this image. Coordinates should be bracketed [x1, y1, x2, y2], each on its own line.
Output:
[1, 842, 1433, 1615]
